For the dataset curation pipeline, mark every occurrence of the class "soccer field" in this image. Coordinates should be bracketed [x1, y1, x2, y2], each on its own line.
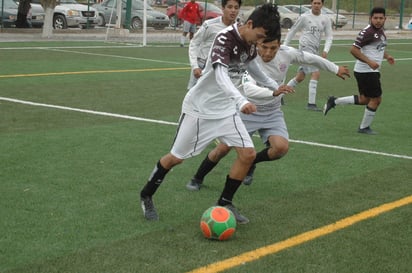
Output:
[1, 39, 411, 273]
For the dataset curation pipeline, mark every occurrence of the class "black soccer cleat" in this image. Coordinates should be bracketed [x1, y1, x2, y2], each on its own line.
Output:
[357, 127, 377, 135]
[323, 96, 336, 116]
[306, 103, 322, 112]
[224, 203, 249, 224]
[186, 177, 203, 191]
[141, 196, 159, 221]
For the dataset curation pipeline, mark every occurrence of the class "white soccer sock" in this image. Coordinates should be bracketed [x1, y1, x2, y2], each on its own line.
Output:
[180, 36, 185, 46]
[287, 78, 298, 88]
[360, 107, 376, 129]
[335, 95, 355, 105]
[308, 80, 318, 104]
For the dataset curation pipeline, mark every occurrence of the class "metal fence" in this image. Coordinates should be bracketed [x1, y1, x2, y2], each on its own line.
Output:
[248, 0, 412, 30]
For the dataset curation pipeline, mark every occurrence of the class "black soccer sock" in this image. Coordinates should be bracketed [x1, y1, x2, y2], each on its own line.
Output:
[140, 160, 169, 198]
[253, 147, 271, 164]
[194, 155, 218, 181]
[354, 95, 360, 105]
[217, 176, 242, 206]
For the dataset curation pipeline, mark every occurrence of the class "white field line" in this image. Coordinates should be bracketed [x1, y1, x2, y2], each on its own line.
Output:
[43, 48, 189, 66]
[1, 96, 411, 160]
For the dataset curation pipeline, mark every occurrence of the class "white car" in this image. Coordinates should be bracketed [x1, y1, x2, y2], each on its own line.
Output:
[239, 5, 299, 29]
[31, 0, 98, 29]
[284, 5, 348, 28]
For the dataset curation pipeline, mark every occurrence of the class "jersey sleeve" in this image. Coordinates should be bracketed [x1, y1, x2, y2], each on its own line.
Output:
[215, 64, 249, 110]
[188, 22, 208, 70]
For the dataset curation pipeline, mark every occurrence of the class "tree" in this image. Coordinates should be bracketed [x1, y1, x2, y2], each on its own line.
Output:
[41, 0, 57, 38]
[16, 0, 31, 28]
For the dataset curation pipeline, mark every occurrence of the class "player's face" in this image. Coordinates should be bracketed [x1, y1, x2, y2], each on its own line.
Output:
[221, 0, 240, 26]
[311, 0, 323, 15]
[370, 13, 386, 29]
[242, 21, 267, 45]
[257, 40, 280, 63]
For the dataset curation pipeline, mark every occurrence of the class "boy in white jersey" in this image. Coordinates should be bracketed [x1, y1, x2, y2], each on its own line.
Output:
[186, 33, 350, 189]
[187, 0, 241, 89]
[283, 0, 333, 111]
[323, 7, 395, 135]
[140, 4, 294, 224]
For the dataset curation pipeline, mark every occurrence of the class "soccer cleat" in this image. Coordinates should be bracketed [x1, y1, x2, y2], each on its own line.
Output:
[224, 203, 249, 224]
[186, 178, 203, 191]
[306, 103, 322, 112]
[242, 164, 256, 186]
[357, 127, 377, 135]
[323, 96, 336, 116]
[141, 196, 159, 221]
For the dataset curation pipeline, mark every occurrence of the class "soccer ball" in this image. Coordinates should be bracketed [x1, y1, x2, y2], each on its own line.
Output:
[200, 206, 236, 241]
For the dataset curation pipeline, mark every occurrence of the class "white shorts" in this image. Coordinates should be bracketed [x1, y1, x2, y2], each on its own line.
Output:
[171, 113, 254, 159]
[298, 64, 319, 75]
[182, 20, 197, 33]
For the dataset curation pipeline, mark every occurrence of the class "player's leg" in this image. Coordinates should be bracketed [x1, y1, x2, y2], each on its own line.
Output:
[186, 143, 232, 191]
[140, 114, 214, 220]
[241, 111, 288, 185]
[357, 72, 382, 134]
[216, 115, 255, 224]
[286, 69, 305, 87]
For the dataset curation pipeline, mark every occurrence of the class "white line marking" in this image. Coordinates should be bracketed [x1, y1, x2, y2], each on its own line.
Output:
[1, 96, 411, 160]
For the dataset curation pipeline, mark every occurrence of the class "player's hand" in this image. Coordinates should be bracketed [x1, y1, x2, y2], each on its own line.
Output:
[386, 55, 395, 65]
[273, 85, 294, 96]
[336, 65, 350, 80]
[240, 102, 256, 114]
[193, 68, 202, 78]
[368, 60, 380, 70]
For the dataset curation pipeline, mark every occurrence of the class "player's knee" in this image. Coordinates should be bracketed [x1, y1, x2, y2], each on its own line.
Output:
[240, 148, 256, 164]
[269, 144, 289, 160]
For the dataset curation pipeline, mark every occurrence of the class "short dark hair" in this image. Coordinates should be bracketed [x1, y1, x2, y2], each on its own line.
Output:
[370, 7, 385, 16]
[247, 3, 281, 38]
[222, 0, 242, 8]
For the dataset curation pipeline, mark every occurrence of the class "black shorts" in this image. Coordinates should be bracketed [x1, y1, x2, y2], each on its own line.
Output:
[354, 71, 382, 98]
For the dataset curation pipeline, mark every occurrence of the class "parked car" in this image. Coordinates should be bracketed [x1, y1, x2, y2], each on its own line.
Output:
[282, 4, 310, 15]
[30, 0, 98, 29]
[1, 0, 44, 28]
[299, 5, 347, 28]
[166, 1, 222, 27]
[238, 5, 299, 29]
[93, 0, 169, 29]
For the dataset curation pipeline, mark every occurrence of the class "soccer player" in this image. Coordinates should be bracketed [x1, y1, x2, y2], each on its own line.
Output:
[186, 32, 350, 189]
[323, 7, 395, 135]
[283, 0, 333, 111]
[179, 0, 202, 47]
[140, 4, 293, 224]
[187, 0, 242, 89]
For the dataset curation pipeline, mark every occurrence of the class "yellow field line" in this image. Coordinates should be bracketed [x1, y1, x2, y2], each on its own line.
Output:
[188, 195, 412, 273]
[0, 67, 189, 79]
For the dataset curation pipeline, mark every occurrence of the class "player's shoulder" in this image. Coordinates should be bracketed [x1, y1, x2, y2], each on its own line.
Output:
[202, 17, 223, 28]
[279, 45, 298, 54]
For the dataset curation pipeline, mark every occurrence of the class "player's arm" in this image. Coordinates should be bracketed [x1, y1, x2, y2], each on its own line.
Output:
[291, 47, 349, 79]
[322, 18, 333, 58]
[350, 45, 379, 70]
[247, 58, 294, 95]
[214, 64, 256, 114]
[188, 23, 207, 78]
[242, 72, 276, 99]
[384, 51, 395, 65]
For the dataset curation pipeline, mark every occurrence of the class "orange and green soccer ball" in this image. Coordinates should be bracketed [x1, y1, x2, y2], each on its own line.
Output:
[200, 206, 236, 241]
